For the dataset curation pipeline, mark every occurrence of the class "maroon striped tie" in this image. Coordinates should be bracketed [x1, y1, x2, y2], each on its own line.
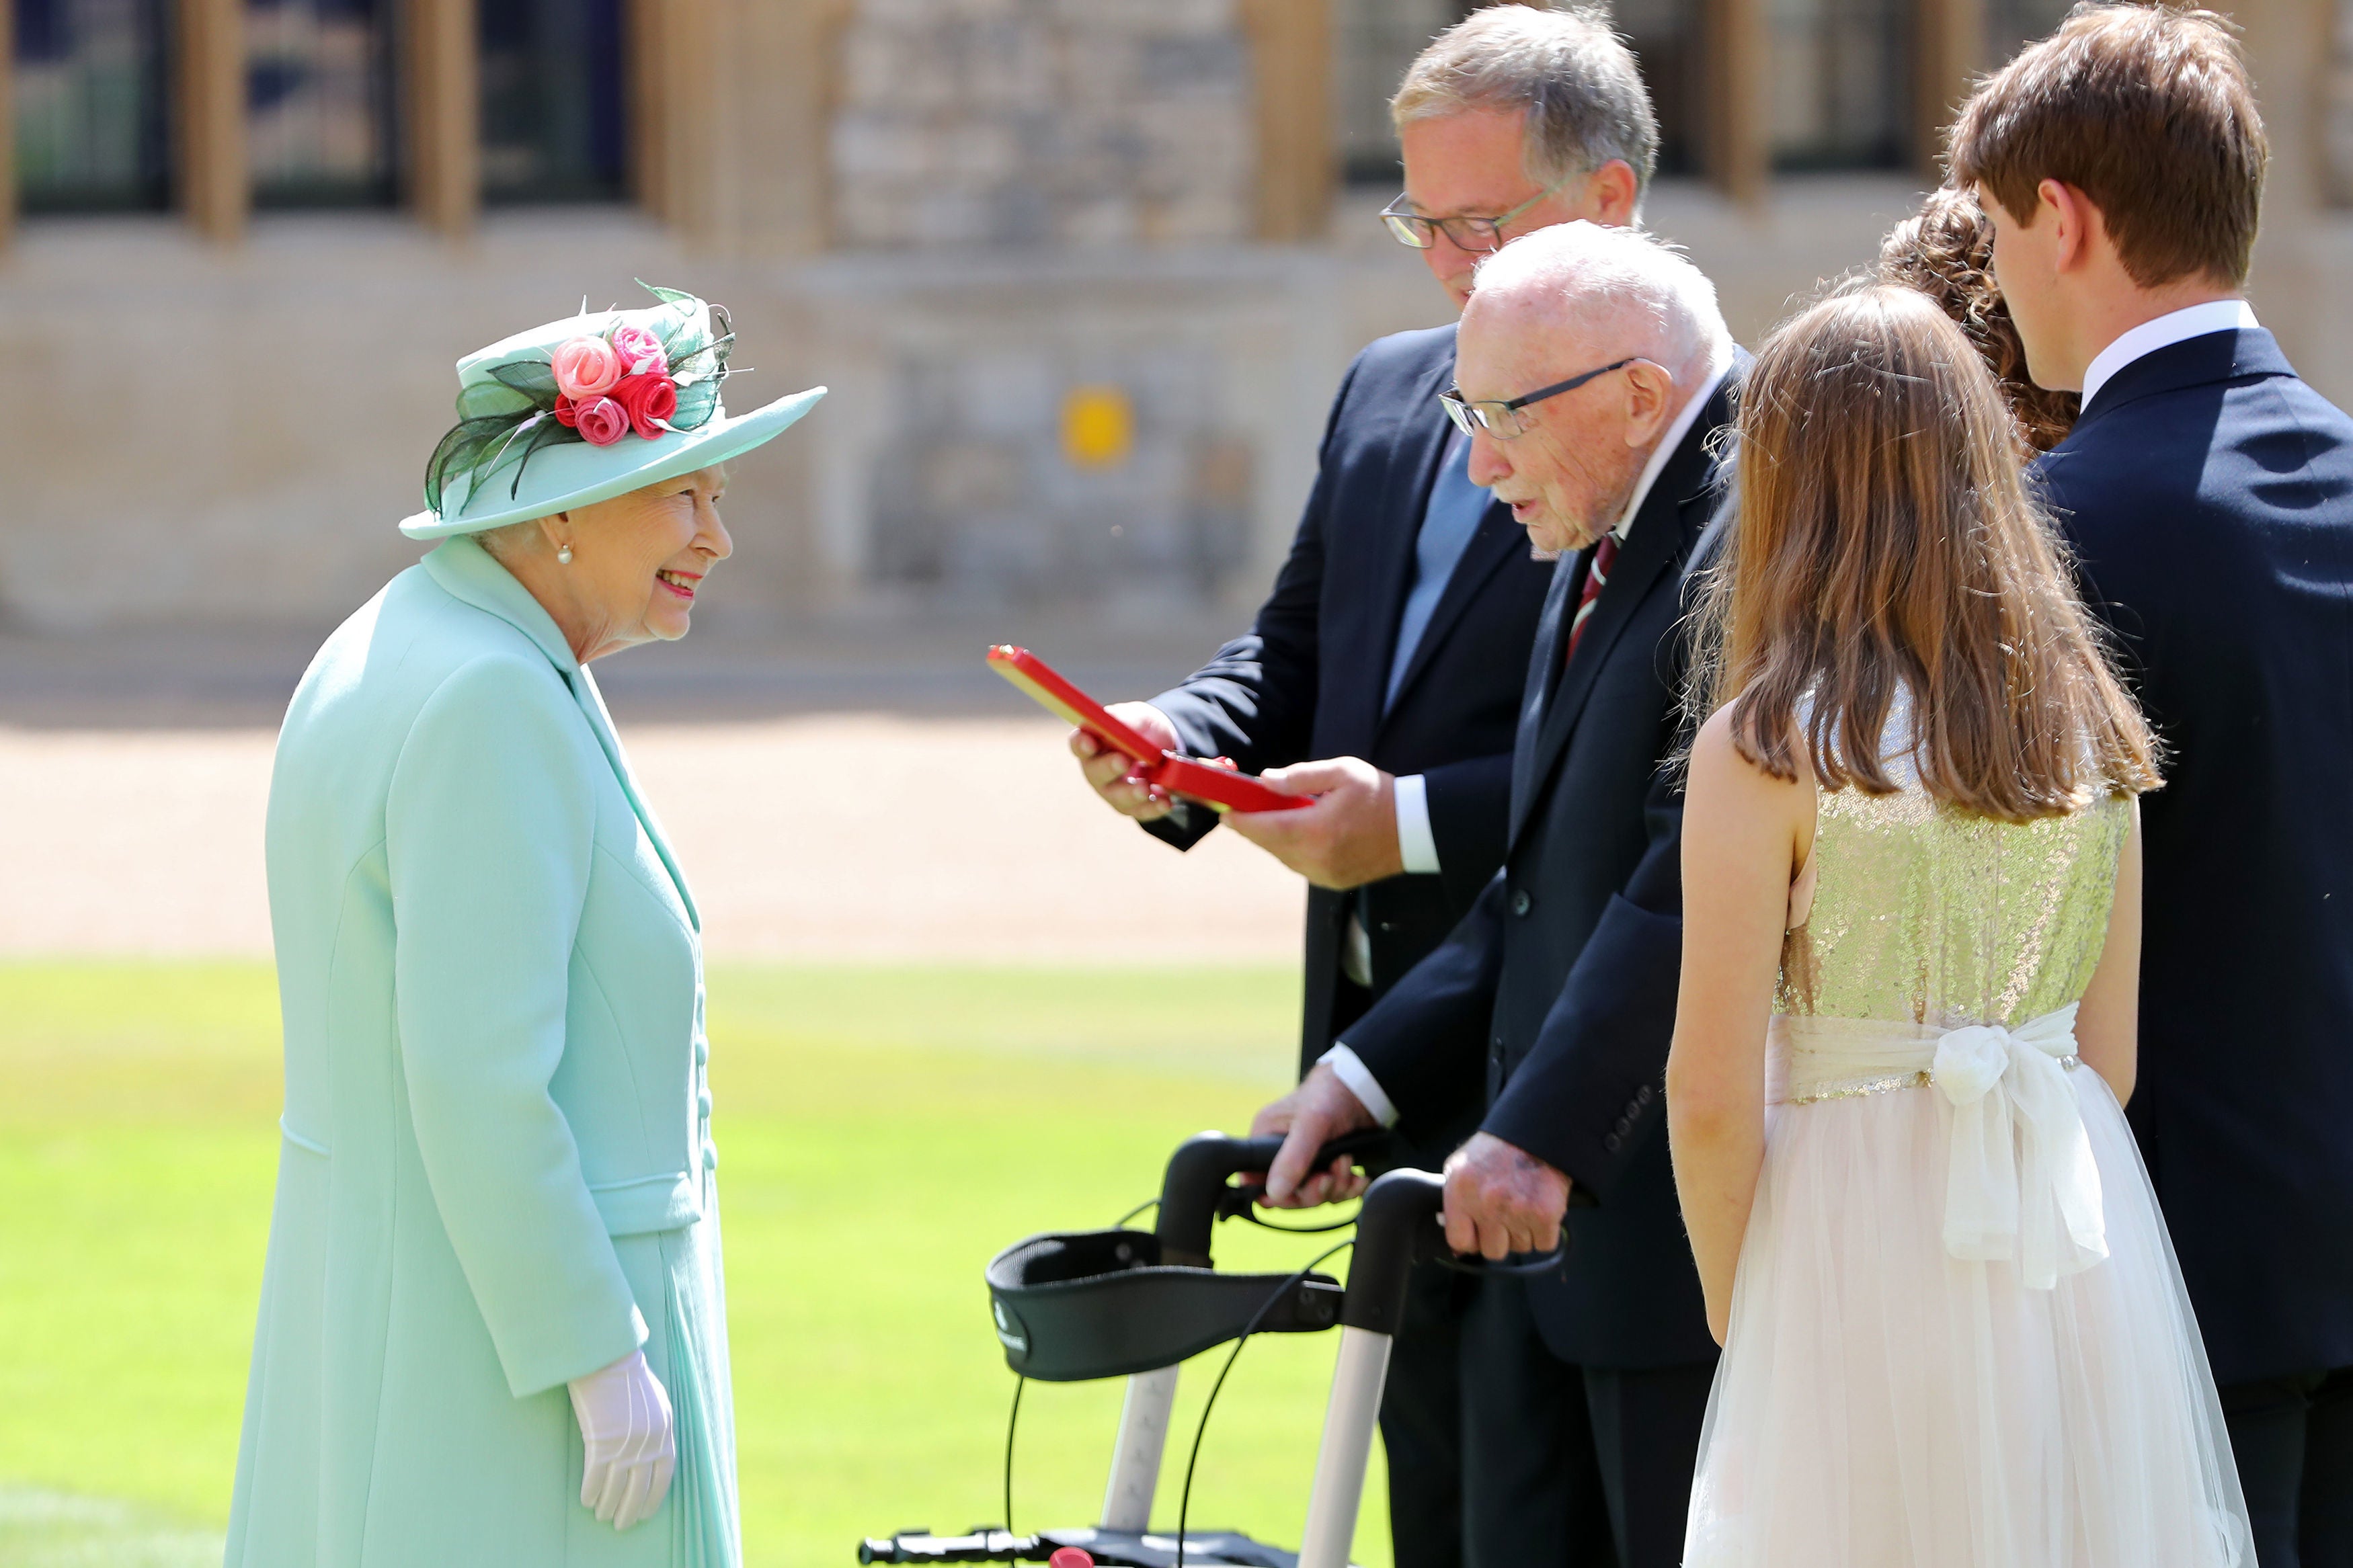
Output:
[1565, 533, 1619, 664]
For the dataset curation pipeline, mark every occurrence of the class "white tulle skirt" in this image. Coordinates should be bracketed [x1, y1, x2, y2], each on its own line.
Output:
[1685, 1029, 2251, 1567]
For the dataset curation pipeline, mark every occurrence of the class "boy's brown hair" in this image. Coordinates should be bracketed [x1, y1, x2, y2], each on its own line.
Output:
[1946, 3, 2266, 289]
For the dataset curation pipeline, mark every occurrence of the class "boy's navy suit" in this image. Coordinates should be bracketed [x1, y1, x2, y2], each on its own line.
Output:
[2036, 325, 2353, 1562]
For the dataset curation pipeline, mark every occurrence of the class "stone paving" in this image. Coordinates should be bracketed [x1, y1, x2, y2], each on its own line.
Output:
[0, 714, 1304, 963]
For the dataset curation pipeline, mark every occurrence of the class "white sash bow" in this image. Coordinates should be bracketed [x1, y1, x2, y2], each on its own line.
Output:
[1774, 1003, 2109, 1290]
[1929, 1003, 2108, 1289]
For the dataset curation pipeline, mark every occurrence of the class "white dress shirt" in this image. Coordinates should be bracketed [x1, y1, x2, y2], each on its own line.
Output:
[2080, 299, 2259, 410]
[1322, 356, 1732, 1127]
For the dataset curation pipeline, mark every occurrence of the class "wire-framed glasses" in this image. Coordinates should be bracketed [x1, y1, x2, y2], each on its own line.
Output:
[1439, 358, 1647, 440]
[1379, 180, 1566, 252]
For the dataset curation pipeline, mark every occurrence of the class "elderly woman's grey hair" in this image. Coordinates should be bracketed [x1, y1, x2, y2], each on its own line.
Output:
[1472, 221, 1734, 383]
[1392, 4, 1660, 210]
[473, 518, 540, 561]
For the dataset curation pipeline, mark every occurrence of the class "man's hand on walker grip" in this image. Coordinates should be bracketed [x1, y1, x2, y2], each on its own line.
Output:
[1251, 1062, 1378, 1207]
[1069, 702, 1182, 822]
[1443, 1132, 1570, 1260]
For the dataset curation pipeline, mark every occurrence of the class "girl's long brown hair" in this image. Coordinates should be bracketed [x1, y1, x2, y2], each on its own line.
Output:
[1691, 285, 2159, 820]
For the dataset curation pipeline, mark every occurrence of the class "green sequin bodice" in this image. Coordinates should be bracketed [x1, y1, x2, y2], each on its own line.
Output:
[1778, 778, 2128, 1030]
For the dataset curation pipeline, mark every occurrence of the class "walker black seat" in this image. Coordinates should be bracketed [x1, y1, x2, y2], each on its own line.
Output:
[986, 1227, 1343, 1383]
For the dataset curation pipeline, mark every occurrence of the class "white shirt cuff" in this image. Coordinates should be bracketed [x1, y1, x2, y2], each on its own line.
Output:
[1320, 1044, 1400, 1128]
[1394, 773, 1440, 874]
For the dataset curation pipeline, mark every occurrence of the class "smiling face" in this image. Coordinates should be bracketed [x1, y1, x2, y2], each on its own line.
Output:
[491, 466, 732, 663]
[1454, 298, 1671, 556]
[568, 466, 731, 654]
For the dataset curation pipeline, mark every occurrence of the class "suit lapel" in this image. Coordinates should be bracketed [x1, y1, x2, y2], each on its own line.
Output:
[1507, 509, 1681, 848]
[1508, 554, 1579, 839]
[1380, 493, 1522, 728]
[1337, 346, 1462, 748]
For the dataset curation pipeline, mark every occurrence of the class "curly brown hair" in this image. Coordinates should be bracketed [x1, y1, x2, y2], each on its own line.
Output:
[1874, 186, 2079, 452]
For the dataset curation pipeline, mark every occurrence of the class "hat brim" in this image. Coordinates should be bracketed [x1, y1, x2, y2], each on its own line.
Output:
[399, 384, 828, 540]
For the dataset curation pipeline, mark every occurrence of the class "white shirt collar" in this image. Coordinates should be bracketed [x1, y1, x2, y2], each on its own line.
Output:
[1614, 360, 1728, 542]
[2079, 299, 2259, 409]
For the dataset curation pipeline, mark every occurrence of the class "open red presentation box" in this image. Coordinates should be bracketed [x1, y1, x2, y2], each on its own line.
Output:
[988, 645, 1308, 813]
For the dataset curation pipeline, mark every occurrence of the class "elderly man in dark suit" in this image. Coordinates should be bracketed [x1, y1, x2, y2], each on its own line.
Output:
[1069, 11, 1665, 1567]
[1953, 9, 2353, 1563]
[1255, 220, 1739, 1568]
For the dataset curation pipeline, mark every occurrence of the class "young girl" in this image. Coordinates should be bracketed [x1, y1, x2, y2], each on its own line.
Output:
[1667, 286, 2251, 1564]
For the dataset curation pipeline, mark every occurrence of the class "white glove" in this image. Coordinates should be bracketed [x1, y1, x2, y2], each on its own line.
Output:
[567, 1348, 676, 1530]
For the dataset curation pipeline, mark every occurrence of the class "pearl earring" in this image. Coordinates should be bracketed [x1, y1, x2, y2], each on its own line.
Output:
[557, 546, 573, 565]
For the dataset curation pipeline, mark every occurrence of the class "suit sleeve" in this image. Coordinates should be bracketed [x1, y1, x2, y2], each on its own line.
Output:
[1479, 763, 1685, 1199]
[1139, 356, 1367, 852]
[385, 655, 645, 1398]
[1334, 870, 1511, 1145]
[1419, 750, 1515, 910]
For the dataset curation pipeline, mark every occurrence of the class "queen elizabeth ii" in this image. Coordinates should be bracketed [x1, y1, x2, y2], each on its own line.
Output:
[224, 288, 822, 1567]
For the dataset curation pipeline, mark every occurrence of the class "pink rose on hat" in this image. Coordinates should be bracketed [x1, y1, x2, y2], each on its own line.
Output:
[609, 324, 669, 379]
[611, 373, 679, 440]
[552, 334, 625, 400]
[572, 395, 630, 446]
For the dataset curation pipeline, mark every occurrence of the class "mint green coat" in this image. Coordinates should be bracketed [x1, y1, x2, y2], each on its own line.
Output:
[226, 536, 737, 1567]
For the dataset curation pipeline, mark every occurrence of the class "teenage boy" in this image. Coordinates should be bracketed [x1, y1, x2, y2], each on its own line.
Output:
[1954, 9, 2353, 1558]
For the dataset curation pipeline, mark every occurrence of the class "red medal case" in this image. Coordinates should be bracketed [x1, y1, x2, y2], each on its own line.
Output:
[987, 646, 1308, 813]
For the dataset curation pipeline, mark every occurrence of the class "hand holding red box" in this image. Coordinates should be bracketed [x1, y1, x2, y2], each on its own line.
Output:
[989, 645, 1309, 814]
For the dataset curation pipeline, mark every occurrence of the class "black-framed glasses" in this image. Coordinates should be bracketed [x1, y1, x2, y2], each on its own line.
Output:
[1380, 180, 1566, 253]
[1439, 358, 1650, 440]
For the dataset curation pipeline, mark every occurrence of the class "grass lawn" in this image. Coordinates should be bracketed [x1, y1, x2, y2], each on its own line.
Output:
[0, 962, 1396, 1567]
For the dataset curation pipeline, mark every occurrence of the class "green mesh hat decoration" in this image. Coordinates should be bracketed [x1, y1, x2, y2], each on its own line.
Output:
[401, 281, 826, 540]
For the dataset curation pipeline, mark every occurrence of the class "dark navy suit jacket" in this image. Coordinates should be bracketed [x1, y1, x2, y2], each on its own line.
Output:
[1343, 365, 1743, 1370]
[2037, 327, 2353, 1386]
[1147, 324, 1556, 1106]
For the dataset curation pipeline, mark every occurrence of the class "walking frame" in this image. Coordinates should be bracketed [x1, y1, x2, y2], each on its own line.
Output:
[860, 1130, 1560, 1568]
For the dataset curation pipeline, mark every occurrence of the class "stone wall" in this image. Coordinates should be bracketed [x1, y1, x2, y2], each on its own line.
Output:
[830, 0, 1255, 249]
[4, 0, 2348, 636]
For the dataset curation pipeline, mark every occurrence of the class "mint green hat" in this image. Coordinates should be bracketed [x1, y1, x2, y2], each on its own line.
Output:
[400, 282, 826, 540]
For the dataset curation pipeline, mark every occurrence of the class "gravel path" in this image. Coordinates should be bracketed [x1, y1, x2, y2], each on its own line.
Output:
[0, 716, 1304, 963]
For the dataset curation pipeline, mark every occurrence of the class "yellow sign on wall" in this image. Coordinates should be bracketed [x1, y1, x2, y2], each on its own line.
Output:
[1061, 384, 1135, 470]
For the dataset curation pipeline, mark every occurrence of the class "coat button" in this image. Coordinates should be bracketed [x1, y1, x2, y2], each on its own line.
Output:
[1615, 1113, 1634, 1135]
[698, 1091, 712, 1118]
[1637, 1085, 1655, 1105]
[1603, 1133, 1622, 1153]
[1511, 889, 1533, 917]
[694, 1039, 709, 1067]
[703, 1144, 719, 1171]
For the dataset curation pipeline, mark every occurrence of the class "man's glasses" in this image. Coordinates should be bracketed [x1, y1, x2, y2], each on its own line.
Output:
[1380, 180, 1567, 253]
[1439, 358, 1650, 440]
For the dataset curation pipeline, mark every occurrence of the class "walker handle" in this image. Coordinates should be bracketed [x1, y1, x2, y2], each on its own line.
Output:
[1153, 1128, 1391, 1266]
